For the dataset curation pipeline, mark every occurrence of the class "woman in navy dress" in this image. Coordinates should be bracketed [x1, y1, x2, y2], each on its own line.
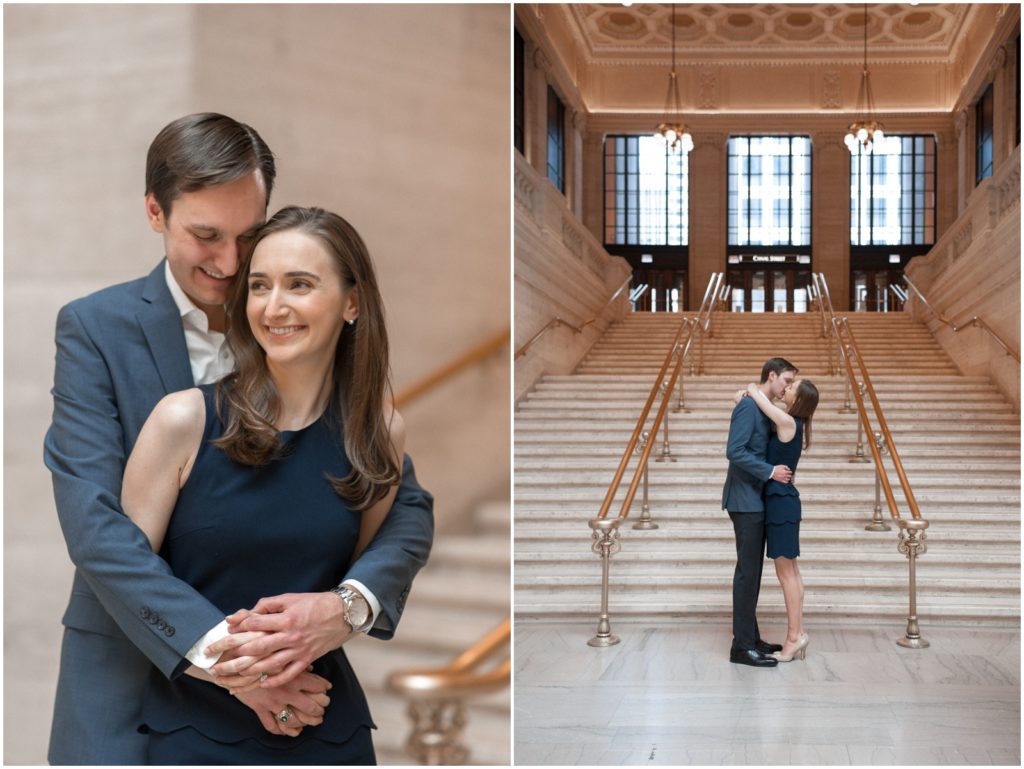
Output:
[120, 206, 404, 763]
[744, 379, 818, 663]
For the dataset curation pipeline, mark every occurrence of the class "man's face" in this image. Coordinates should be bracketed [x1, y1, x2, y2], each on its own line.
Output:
[145, 171, 267, 321]
[771, 370, 797, 400]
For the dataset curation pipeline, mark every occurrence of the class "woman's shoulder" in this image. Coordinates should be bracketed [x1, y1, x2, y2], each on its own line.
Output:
[150, 388, 207, 438]
[384, 403, 406, 448]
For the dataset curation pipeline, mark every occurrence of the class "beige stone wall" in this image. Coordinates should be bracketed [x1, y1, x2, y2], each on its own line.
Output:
[904, 147, 1020, 409]
[4, 5, 508, 763]
[514, 153, 631, 402]
[904, 12, 1020, 410]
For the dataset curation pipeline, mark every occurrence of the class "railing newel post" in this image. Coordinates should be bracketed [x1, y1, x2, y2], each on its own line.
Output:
[896, 519, 930, 649]
[588, 518, 622, 647]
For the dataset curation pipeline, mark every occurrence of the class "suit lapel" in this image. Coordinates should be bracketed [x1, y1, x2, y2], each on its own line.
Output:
[137, 261, 194, 394]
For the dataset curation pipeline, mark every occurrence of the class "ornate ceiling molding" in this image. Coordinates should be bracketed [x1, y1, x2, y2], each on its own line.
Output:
[562, 3, 974, 66]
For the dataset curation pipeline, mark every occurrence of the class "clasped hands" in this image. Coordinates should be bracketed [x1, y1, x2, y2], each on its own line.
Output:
[205, 591, 354, 737]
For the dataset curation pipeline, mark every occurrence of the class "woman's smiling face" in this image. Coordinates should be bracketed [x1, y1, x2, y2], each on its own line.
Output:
[246, 229, 357, 368]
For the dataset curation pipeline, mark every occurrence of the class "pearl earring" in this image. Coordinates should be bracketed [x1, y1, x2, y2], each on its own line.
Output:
[347, 319, 355, 326]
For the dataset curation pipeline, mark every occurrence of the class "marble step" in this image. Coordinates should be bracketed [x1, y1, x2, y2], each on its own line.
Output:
[513, 598, 1020, 623]
[514, 507, 1022, 525]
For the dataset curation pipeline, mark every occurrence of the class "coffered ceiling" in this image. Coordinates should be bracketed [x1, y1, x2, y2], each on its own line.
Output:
[564, 4, 972, 64]
[522, 3, 1014, 114]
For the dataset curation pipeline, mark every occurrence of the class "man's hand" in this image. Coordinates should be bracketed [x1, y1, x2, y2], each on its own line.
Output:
[207, 592, 353, 688]
[233, 670, 332, 738]
[771, 464, 793, 483]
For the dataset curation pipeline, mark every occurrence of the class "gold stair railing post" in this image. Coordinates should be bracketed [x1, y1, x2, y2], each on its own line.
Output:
[816, 274, 932, 649]
[865, 432, 892, 532]
[404, 701, 468, 765]
[633, 431, 658, 530]
[655, 381, 676, 462]
[850, 384, 870, 462]
[896, 519, 930, 648]
[587, 518, 622, 647]
[585, 275, 715, 649]
[674, 367, 689, 413]
[388, 619, 510, 765]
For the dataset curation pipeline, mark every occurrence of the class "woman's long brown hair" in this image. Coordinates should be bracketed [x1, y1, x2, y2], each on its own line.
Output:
[214, 206, 398, 512]
[789, 379, 819, 450]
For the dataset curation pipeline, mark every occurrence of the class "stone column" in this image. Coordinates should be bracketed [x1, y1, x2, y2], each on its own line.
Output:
[936, 129, 958, 238]
[993, 41, 1016, 169]
[581, 126, 604, 241]
[570, 109, 587, 221]
[812, 132, 851, 311]
[688, 132, 727, 310]
[530, 46, 553, 180]
[955, 107, 972, 216]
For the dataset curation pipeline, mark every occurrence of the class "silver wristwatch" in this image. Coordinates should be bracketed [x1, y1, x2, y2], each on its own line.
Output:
[331, 585, 370, 632]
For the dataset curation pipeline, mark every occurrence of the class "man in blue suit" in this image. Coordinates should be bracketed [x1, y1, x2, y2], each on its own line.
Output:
[722, 357, 797, 667]
[45, 113, 434, 763]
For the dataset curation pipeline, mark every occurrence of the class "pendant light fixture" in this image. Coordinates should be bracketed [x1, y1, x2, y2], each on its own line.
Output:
[844, 3, 885, 154]
[655, 3, 693, 153]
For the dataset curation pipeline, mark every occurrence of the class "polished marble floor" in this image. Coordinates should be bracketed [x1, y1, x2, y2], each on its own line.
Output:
[514, 620, 1021, 765]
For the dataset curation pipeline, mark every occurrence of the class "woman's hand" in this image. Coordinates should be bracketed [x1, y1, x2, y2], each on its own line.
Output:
[733, 389, 747, 404]
[233, 671, 332, 737]
[746, 383, 760, 398]
[205, 630, 281, 693]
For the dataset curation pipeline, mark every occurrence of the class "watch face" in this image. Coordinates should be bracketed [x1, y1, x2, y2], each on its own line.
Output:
[345, 592, 369, 627]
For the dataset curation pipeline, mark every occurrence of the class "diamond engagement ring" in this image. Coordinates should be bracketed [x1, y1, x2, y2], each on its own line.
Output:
[259, 672, 269, 683]
[276, 706, 293, 724]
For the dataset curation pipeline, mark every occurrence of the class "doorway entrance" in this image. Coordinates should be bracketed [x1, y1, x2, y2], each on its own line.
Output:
[727, 268, 812, 313]
[851, 269, 905, 312]
[633, 268, 688, 313]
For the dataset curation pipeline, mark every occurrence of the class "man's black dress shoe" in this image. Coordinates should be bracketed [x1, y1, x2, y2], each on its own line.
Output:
[730, 648, 779, 667]
[756, 640, 783, 654]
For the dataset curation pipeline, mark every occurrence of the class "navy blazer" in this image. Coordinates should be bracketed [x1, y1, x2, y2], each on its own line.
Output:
[721, 396, 774, 513]
[45, 261, 434, 679]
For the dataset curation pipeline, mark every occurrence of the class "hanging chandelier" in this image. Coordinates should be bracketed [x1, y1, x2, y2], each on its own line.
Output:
[655, 3, 693, 153]
[844, 3, 885, 154]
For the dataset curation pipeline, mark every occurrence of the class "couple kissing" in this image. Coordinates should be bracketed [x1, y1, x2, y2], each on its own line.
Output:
[722, 357, 819, 668]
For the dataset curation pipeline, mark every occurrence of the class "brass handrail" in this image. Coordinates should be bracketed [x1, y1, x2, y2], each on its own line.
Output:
[903, 276, 1020, 363]
[813, 272, 930, 649]
[593, 317, 695, 522]
[388, 619, 510, 764]
[394, 328, 509, 409]
[514, 276, 632, 360]
[587, 273, 721, 647]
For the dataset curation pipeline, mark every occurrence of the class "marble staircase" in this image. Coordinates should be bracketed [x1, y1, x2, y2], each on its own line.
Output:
[515, 312, 1020, 628]
[346, 501, 510, 765]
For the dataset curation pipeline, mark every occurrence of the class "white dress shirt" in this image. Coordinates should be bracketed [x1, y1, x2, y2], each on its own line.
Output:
[162, 264, 381, 669]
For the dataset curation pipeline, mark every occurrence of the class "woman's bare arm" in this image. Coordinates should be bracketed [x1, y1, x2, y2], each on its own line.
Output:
[745, 383, 797, 444]
[120, 388, 205, 553]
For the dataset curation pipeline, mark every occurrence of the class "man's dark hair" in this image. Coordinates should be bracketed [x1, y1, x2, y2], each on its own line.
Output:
[145, 113, 276, 218]
[760, 357, 798, 383]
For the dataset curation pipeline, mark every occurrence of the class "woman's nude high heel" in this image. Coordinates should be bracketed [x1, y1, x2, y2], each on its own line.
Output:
[773, 633, 809, 662]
